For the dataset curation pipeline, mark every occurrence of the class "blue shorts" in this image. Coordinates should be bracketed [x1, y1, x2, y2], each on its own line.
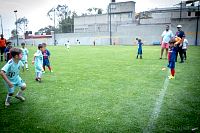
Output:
[4, 76, 26, 94]
[168, 61, 175, 69]
[43, 59, 50, 66]
[138, 48, 142, 55]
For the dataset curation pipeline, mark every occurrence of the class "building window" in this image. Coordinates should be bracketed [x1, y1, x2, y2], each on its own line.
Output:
[195, 11, 200, 16]
[188, 11, 191, 16]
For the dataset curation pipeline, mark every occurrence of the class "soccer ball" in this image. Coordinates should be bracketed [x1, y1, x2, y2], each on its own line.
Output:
[162, 67, 166, 71]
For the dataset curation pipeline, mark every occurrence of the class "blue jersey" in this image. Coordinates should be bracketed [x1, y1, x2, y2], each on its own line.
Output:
[34, 50, 43, 71]
[176, 31, 185, 39]
[1, 59, 22, 84]
[42, 49, 50, 59]
[138, 42, 143, 49]
[168, 47, 176, 69]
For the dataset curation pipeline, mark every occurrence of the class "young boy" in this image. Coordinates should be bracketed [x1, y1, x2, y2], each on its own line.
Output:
[66, 41, 70, 50]
[0, 48, 26, 107]
[32, 44, 44, 82]
[167, 37, 181, 79]
[136, 39, 143, 59]
[42, 43, 52, 73]
[182, 38, 188, 60]
[21, 42, 29, 71]
[4, 42, 12, 62]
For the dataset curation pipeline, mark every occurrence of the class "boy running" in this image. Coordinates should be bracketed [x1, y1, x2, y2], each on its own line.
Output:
[32, 44, 44, 82]
[21, 43, 29, 71]
[0, 48, 26, 107]
[42, 43, 53, 73]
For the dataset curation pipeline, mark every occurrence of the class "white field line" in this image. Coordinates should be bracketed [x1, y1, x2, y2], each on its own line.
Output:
[143, 70, 170, 133]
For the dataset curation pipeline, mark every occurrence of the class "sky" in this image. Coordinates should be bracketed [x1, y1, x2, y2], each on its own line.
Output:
[0, 0, 183, 38]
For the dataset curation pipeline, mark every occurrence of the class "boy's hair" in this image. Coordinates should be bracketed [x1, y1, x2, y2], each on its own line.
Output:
[38, 44, 44, 49]
[21, 42, 25, 46]
[42, 43, 47, 47]
[10, 48, 22, 57]
[6, 41, 12, 46]
[138, 39, 142, 42]
[169, 39, 176, 44]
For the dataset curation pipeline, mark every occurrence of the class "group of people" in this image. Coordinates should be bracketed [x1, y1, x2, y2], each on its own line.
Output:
[0, 24, 188, 107]
[135, 24, 188, 79]
[160, 24, 188, 63]
[160, 24, 188, 79]
[0, 42, 52, 107]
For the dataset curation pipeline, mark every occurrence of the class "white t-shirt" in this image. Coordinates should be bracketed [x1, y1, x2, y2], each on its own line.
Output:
[161, 30, 174, 43]
[182, 39, 188, 49]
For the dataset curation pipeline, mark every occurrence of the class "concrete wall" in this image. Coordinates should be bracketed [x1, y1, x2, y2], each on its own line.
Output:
[14, 17, 199, 46]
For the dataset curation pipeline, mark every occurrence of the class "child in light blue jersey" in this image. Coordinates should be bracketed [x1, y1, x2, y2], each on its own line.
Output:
[21, 42, 29, 71]
[32, 44, 44, 82]
[0, 48, 26, 107]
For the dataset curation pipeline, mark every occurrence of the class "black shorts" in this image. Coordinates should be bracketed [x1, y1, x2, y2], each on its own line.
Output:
[0, 47, 6, 55]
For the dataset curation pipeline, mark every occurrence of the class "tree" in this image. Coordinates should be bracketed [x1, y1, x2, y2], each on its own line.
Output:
[11, 29, 18, 37]
[86, 8, 103, 15]
[97, 9, 103, 14]
[47, 4, 74, 33]
[38, 25, 54, 35]
[15, 17, 28, 34]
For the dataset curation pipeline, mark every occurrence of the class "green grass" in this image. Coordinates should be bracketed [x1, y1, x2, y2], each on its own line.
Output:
[0, 45, 199, 132]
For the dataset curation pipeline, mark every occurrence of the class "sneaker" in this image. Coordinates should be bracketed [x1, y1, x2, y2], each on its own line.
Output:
[15, 95, 25, 101]
[5, 101, 10, 106]
[168, 75, 175, 79]
[38, 78, 41, 83]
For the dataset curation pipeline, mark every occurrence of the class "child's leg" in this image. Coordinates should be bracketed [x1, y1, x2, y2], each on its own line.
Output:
[15, 78, 26, 101]
[5, 86, 15, 106]
[43, 66, 45, 71]
[183, 50, 187, 60]
[171, 68, 175, 77]
[25, 62, 28, 69]
[48, 65, 52, 71]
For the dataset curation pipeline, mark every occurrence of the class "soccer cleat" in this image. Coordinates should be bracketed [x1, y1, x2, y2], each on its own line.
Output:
[26, 68, 29, 71]
[50, 70, 53, 73]
[5, 101, 10, 106]
[42, 71, 45, 74]
[168, 75, 175, 79]
[15, 95, 25, 101]
[38, 78, 41, 83]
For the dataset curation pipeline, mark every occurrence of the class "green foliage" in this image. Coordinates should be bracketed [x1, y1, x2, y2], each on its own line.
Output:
[45, 4, 76, 33]
[0, 46, 199, 132]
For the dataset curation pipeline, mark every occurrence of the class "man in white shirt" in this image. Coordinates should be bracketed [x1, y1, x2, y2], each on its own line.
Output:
[160, 25, 174, 59]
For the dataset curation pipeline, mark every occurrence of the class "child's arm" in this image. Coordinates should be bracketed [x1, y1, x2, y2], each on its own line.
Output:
[0, 70, 13, 88]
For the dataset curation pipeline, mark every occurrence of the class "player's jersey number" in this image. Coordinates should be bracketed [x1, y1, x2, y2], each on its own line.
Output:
[8, 72, 15, 78]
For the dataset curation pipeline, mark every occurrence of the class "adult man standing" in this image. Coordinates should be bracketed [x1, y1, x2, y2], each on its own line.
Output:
[175, 25, 185, 63]
[0, 34, 6, 61]
[160, 25, 174, 59]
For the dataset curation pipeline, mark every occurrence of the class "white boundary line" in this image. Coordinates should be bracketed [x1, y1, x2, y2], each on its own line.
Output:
[143, 70, 170, 133]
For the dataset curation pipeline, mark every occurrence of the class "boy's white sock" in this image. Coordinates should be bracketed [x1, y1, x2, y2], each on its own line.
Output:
[25, 64, 28, 69]
[6, 94, 12, 103]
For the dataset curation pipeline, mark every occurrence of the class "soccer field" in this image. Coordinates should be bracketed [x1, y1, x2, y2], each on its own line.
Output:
[0, 45, 200, 132]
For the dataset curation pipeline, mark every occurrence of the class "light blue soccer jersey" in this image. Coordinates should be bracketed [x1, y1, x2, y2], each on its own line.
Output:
[34, 50, 43, 71]
[1, 59, 21, 84]
[21, 48, 28, 62]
